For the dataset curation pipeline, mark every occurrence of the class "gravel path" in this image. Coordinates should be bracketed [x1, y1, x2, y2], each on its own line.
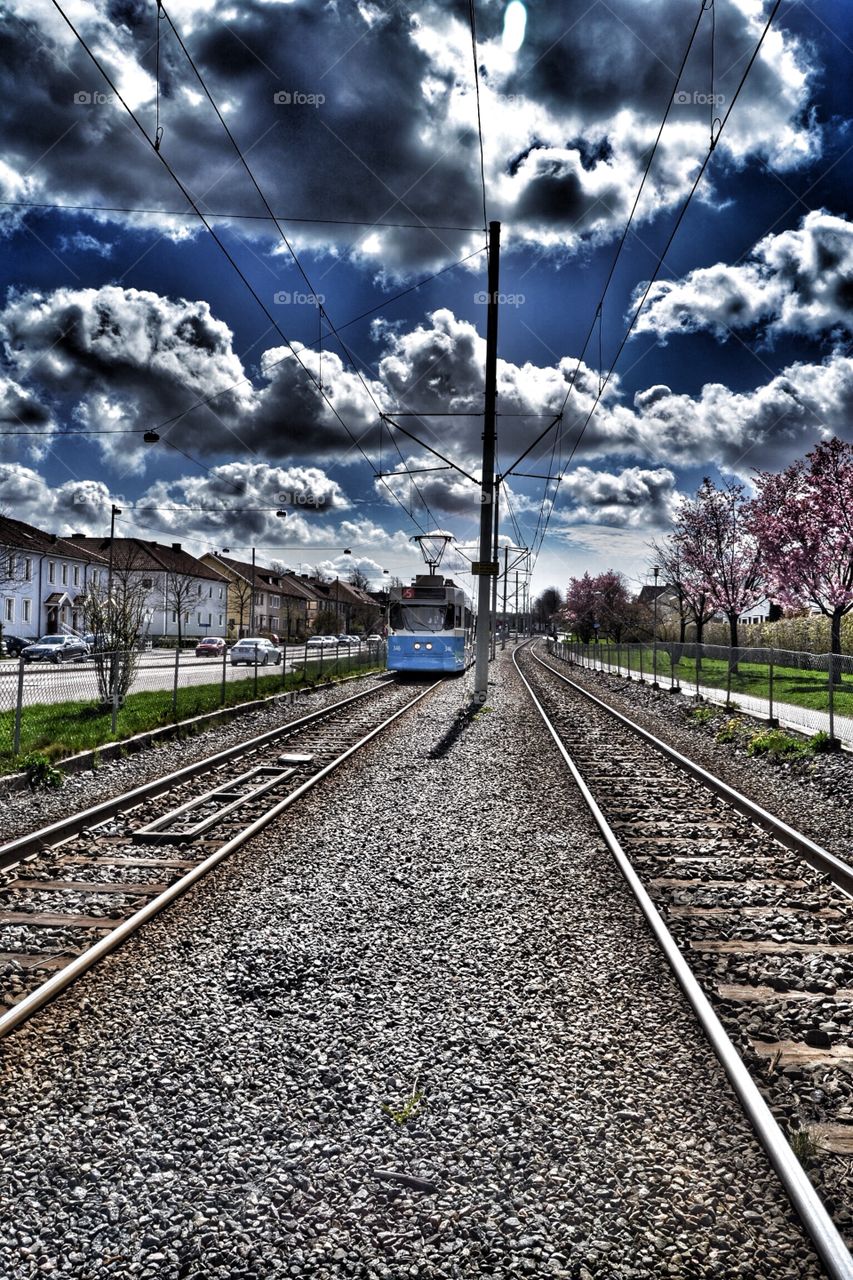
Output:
[0, 656, 826, 1279]
[0, 673, 390, 845]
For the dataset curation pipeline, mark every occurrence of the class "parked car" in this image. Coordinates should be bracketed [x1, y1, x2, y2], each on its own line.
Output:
[306, 636, 328, 649]
[82, 631, 149, 652]
[1, 635, 30, 658]
[195, 637, 227, 657]
[230, 637, 282, 666]
[364, 634, 385, 644]
[22, 635, 90, 664]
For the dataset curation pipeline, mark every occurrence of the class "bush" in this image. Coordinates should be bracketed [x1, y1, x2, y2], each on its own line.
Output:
[691, 705, 715, 724]
[746, 728, 805, 759]
[715, 717, 745, 744]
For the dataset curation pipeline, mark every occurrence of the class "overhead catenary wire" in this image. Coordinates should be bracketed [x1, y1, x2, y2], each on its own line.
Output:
[158, 0, 444, 538]
[528, 0, 783, 571]
[0, 199, 483, 232]
[517, 0, 710, 561]
[48, 0, 438, 544]
[467, 0, 489, 233]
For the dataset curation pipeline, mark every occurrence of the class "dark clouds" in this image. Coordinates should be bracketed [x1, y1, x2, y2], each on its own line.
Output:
[0, 0, 819, 269]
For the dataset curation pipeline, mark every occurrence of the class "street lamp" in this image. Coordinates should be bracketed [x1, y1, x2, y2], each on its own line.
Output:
[107, 504, 122, 603]
[652, 565, 660, 689]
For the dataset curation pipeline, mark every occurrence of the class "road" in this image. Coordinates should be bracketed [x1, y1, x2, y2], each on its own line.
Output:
[0, 645, 384, 711]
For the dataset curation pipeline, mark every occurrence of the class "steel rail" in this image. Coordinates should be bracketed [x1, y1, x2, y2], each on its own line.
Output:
[0, 679, 443, 1041]
[532, 645, 853, 899]
[0, 675, 395, 871]
[513, 644, 853, 1280]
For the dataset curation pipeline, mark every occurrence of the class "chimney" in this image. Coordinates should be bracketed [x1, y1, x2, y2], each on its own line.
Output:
[172, 543, 182, 553]
[70, 532, 86, 540]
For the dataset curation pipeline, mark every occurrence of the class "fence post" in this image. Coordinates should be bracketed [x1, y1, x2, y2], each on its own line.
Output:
[303, 639, 308, 683]
[172, 645, 180, 723]
[111, 676, 119, 736]
[638, 644, 644, 683]
[695, 645, 701, 702]
[726, 654, 733, 709]
[221, 641, 228, 706]
[828, 655, 836, 745]
[253, 645, 259, 698]
[652, 633, 659, 689]
[12, 657, 24, 756]
[767, 654, 776, 726]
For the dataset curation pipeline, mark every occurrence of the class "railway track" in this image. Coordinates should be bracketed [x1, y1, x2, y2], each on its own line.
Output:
[515, 640, 853, 1280]
[0, 675, 441, 1039]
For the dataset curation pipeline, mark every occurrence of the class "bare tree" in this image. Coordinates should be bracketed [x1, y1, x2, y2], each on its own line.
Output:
[80, 544, 149, 704]
[228, 573, 255, 637]
[348, 565, 372, 591]
[165, 570, 200, 649]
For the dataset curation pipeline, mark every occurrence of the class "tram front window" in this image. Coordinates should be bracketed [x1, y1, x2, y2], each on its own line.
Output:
[389, 604, 452, 632]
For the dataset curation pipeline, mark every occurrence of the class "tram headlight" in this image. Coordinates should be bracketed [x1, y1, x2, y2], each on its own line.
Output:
[413, 643, 421, 650]
[425, 643, 433, 650]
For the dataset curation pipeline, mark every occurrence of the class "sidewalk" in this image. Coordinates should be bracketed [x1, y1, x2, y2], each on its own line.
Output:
[549, 641, 853, 749]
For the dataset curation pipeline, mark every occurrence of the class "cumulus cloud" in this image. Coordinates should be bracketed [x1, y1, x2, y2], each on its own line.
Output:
[0, 284, 253, 471]
[556, 466, 680, 527]
[0, 462, 112, 531]
[0, 0, 819, 269]
[130, 462, 351, 546]
[633, 212, 853, 342]
[621, 350, 853, 476]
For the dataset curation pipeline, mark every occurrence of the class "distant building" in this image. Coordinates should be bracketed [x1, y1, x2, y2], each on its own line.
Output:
[199, 554, 321, 640]
[65, 537, 229, 639]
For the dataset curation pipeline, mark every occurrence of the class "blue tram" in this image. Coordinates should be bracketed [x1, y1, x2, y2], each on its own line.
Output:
[387, 575, 475, 674]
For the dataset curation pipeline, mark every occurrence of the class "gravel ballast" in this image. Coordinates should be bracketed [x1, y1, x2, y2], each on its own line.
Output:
[0, 673, 390, 845]
[0, 655, 827, 1278]
[543, 645, 853, 868]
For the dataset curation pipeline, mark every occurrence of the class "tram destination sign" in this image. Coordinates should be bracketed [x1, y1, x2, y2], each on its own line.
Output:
[471, 561, 499, 576]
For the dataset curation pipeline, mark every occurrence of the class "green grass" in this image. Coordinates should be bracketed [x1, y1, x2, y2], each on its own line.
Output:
[0, 656, 383, 774]
[568, 642, 853, 719]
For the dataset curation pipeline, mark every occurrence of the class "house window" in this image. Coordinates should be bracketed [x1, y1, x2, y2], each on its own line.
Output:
[3, 598, 13, 622]
[172, 610, 177, 623]
[61, 563, 68, 585]
[218, 614, 223, 626]
[218, 587, 223, 600]
[24, 558, 32, 581]
[73, 566, 80, 586]
[22, 599, 31, 623]
[197, 612, 203, 624]
[270, 595, 280, 608]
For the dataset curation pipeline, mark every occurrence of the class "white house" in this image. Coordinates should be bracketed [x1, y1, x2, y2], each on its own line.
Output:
[0, 521, 230, 643]
[0, 515, 110, 640]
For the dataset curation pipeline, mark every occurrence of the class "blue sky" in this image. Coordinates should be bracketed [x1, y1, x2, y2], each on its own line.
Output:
[1, 0, 851, 598]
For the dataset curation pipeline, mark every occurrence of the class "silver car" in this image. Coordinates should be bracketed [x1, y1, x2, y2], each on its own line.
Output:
[22, 635, 90, 664]
[230, 637, 282, 666]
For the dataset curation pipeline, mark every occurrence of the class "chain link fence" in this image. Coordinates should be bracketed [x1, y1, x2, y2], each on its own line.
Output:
[548, 638, 853, 746]
[0, 641, 386, 766]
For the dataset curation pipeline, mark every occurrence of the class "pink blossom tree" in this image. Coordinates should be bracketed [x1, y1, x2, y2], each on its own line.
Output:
[674, 477, 763, 654]
[565, 570, 632, 642]
[748, 437, 853, 675]
[565, 572, 598, 642]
